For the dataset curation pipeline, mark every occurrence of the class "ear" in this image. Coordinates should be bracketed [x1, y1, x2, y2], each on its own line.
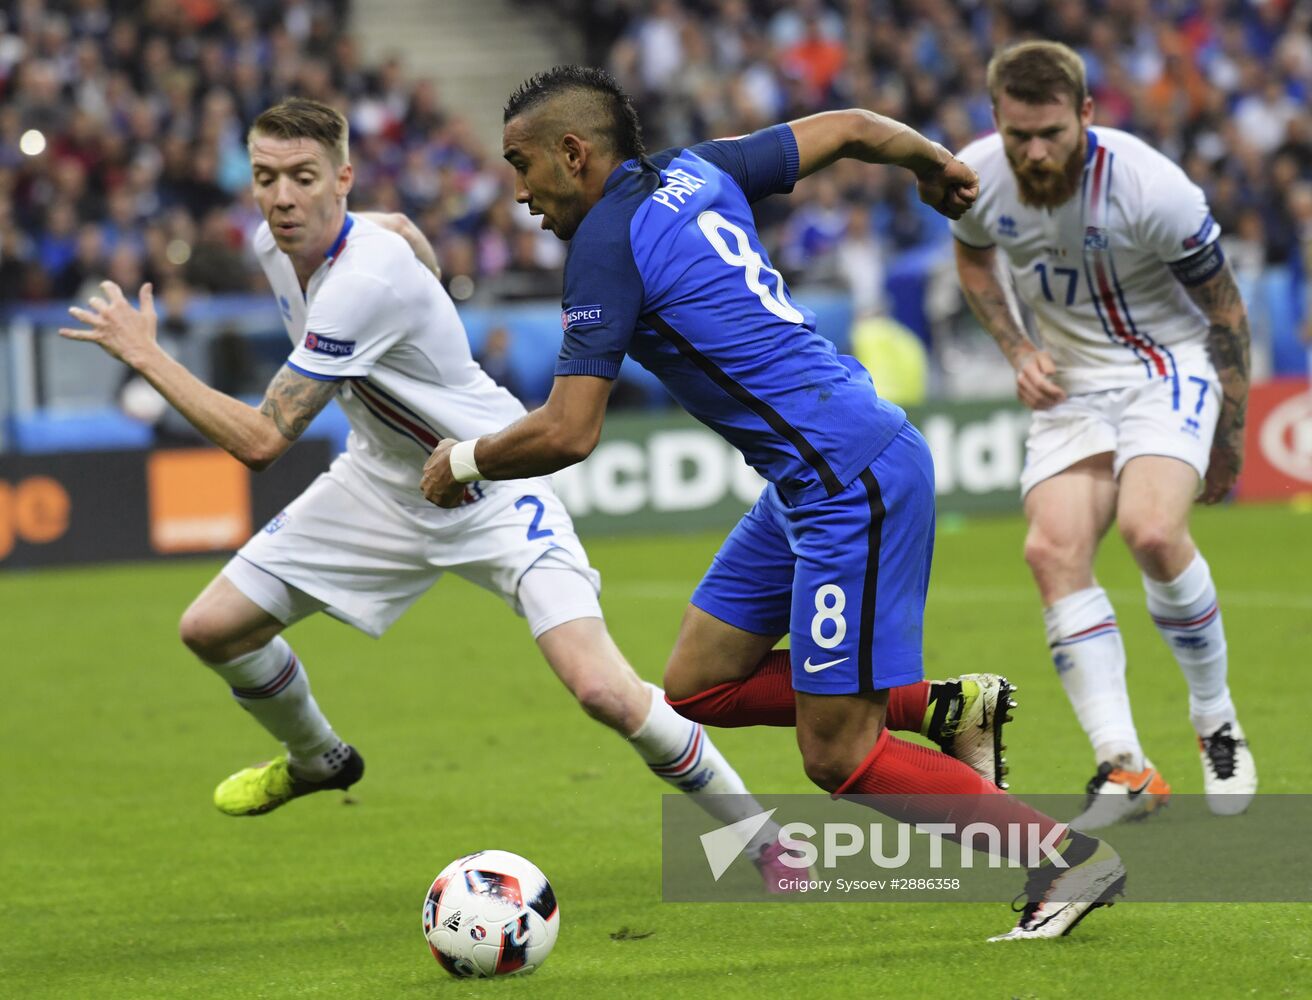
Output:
[560, 133, 589, 176]
[337, 162, 354, 198]
[1079, 96, 1094, 128]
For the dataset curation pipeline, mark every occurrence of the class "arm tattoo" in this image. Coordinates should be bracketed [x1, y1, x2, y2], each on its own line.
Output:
[258, 366, 340, 442]
[960, 272, 1032, 365]
[1182, 262, 1251, 441]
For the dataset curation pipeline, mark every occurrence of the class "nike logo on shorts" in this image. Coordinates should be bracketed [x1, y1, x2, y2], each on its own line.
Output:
[802, 655, 849, 673]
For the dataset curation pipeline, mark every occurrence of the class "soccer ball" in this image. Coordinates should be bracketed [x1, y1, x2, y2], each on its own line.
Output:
[422, 850, 560, 978]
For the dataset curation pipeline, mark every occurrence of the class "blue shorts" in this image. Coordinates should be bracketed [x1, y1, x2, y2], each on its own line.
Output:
[691, 420, 935, 695]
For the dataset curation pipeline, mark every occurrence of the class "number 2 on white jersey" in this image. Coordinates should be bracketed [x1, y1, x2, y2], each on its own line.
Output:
[697, 210, 804, 323]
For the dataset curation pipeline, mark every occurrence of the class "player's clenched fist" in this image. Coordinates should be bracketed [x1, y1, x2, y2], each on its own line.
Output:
[60, 280, 158, 366]
[421, 440, 467, 508]
[915, 145, 979, 221]
[1014, 350, 1067, 410]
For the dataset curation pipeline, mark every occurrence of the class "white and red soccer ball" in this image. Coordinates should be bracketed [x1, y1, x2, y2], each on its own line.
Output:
[422, 850, 559, 978]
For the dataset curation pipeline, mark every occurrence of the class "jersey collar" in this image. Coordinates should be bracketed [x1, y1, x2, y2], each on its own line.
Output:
[1084, 129, 1099, 165]
[324, 212, 354, 265]
[607, 155, 660, 193]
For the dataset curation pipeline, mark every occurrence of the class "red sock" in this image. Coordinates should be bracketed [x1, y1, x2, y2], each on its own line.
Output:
[835, 729, 1067, 857]
[886, 681, 931, 733]
[668, 655, 932, 732]
[837, 728, 991, 796]
[668, 651, 794, 727]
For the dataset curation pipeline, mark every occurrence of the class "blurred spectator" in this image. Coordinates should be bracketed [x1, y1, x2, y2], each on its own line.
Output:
[781, 14, 845, 104]
[780, 176, 847, 272]
[116, 278, 206, 446]
[475, 325, 527, 403]
[1234, 71, 1301, 155]
[1222, 208, 1267, 287]
[850, 314, 929, 406]
[0, 223, 28, 301]
[834, 206, 887, 319]
[1290, 183, 1312, 348]
[186, 207, 248, 293]
[489, 228, 565, 302]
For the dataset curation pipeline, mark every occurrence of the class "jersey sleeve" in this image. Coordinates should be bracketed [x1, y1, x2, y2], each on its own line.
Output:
[947, 138, 996, 249]
[288, 272, 406, 380]
[555, 223, 645, 380]
[950, 207, 994, 249]
[1138, 161, 1222, 266]
[686, 123, 800, 204]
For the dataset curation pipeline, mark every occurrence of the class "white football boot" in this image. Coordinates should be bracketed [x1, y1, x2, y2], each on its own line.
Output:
[989, 836, 1126, 942]
[926, 673, 1017, 789]
[1199, 720, 1256, 816]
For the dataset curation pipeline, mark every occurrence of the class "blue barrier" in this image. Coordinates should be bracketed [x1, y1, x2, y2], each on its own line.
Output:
[10, 407, 155, 453]
[1263, 267, 1309, 378]
[7, 400, 351, 455]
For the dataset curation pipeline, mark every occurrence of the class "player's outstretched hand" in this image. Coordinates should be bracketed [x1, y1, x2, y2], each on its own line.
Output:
[1199, 437, 1243, 504]
[915, 145, 979, 221]
[60, 281, 158, 367]
[422, 439, 468, 508]
[1015, 350, 1067, 410]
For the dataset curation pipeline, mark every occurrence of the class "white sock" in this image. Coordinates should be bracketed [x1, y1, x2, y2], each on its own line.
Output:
[1144, 553, 1235, 736]
[1044, 587, 1144, 771]
[206, 636, 347, 780]
[628, 683, 777, 857]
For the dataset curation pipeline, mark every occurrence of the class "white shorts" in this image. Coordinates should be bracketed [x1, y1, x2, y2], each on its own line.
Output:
[222, 456, 601, 639]
[1019, 367, 1221, 497]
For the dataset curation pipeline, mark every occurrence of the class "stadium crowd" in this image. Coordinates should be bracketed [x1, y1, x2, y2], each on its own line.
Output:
[2, 0, 1310, 342]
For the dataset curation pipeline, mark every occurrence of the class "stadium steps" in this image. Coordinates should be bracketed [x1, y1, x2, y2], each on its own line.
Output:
[351, 0, 582, 153]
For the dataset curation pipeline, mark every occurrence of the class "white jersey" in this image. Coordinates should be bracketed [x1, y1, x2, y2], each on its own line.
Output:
[952, 127, 1222, 395]
[253, 213, 526, 504]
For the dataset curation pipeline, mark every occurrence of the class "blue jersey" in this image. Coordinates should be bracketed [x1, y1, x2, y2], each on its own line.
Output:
[556, 124, 907, 505]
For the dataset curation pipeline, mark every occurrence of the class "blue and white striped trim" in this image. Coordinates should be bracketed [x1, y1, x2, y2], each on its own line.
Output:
[286, 360, 343, 382]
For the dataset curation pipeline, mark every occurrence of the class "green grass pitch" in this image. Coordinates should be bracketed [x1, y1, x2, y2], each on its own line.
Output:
[2, 503, 1309, 998]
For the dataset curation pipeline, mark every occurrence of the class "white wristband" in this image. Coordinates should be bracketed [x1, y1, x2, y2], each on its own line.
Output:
[448, 438, 482, 483]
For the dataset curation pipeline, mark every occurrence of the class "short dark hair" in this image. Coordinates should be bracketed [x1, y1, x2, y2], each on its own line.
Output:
[249, 98, 349, 164]
[987, 41, 1087, 109]
[504, 65, 645, 159]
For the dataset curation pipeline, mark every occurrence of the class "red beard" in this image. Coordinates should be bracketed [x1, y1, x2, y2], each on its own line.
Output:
[1011, 136, 1087, 209]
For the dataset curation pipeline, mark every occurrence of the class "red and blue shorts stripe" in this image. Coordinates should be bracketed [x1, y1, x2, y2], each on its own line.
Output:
[231, 652, 300, 699]
[1050, 615, 1119, 649]
[1151, 602, 1219, 633]
[649, 725, 706, 779]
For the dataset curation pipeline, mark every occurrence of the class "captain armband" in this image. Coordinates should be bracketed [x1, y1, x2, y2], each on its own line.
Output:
[1169, 241, 1225, 286]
